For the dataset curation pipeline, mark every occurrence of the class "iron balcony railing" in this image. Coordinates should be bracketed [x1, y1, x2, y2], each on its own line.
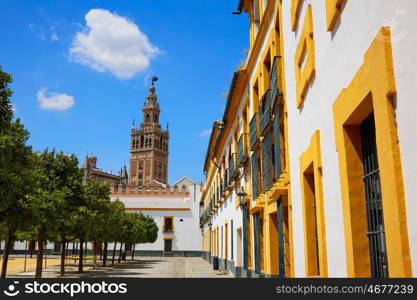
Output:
[249, 113, 260, 150]
[229, 153, 239, 183]
[237, 133, 249, 167]
[259, 89, 272, 136]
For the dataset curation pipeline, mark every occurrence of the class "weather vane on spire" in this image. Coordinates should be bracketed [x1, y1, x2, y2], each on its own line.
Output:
[151, 76, 158, 86]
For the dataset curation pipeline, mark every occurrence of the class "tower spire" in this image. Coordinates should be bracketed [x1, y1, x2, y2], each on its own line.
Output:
[130, 76, 169, 186]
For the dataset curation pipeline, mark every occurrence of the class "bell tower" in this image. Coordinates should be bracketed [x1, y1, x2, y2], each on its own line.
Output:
[129, 77, 169, 185]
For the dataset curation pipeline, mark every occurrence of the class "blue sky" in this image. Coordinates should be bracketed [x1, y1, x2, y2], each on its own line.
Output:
[0, 0, 248, 184]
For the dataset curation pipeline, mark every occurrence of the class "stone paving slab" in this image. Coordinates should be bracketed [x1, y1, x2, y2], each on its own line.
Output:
[9, 257, 230, 278]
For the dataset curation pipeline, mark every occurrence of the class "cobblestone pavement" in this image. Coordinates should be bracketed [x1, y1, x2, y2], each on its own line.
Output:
[10, 257, 230, 278]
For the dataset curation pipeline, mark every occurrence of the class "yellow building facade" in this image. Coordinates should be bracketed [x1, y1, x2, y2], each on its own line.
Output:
[200, 0, 417, 278]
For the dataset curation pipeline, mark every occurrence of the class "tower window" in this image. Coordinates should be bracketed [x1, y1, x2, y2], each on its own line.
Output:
[163, 217, 174, 232]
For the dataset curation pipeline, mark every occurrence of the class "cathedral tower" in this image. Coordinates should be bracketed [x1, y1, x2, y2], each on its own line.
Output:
[129, 79, 169, 185]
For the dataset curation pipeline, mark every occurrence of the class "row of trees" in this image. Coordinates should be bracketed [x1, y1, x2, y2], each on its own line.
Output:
[0, 66, 158, 277]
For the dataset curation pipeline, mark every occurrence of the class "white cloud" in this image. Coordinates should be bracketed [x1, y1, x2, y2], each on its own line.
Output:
[69, 9, 160, 79]
[37, 88, 75, 111]
[199, 129, 212, 137]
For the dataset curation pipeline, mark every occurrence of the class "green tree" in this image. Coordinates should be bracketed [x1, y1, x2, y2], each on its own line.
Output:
[81, 180, 111, 271]
[31, 149, 83, 278]
[109, 200, 125, 266]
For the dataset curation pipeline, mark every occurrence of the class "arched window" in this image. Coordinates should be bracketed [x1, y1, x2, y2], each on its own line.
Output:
[145, 113, 150, 123]
[140, 135, 144, 148]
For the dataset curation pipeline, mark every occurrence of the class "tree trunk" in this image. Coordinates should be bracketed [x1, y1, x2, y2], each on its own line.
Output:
[29, 240, 34, 258]
[78, 239, 84, 273]
[123, 244, 126, 261]
[35, 228, 45, 278]
[84, 241, 87, 264]
[102, 242, 108, 267]
[118, 243, 123, 263]
[1, 227, 15, 278]
[112, 242, 117, 266]
[132, 244, 135, 260]
[60, 236, 66, 277]
[93, 241, 97, 270]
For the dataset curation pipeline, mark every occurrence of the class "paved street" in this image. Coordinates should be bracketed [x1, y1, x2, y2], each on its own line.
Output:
[10, 257, 230, 278]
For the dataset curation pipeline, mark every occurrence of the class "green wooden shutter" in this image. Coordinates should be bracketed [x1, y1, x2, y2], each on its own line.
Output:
[253, 213, 260, 274]
[277, 196, 285, 277]
[270, 56, 278, 107]
[273, 106, 282, 179]
[262, 131, 273, 193]
[242, 206, 248, 270]
[251, 151, 259, 200]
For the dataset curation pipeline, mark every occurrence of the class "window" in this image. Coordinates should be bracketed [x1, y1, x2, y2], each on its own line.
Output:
[294, 4, 315, 109]
[361, 113, 388, 277]
[300, 131, 327, 277]
[325, 0, 346, 31]
[333, 28, 411, 277]
[163, 216, 174, 232]
[276, 195, 291, 277]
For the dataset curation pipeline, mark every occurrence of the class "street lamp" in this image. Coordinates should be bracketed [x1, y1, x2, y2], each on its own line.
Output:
[237, 186, 247, 208]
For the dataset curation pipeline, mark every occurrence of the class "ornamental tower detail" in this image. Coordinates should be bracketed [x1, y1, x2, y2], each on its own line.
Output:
[129, 80, 169, 185]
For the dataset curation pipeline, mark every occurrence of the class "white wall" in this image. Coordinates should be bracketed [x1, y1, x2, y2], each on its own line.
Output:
[116, 182, 202, 252]
[281, 0, 417, 277]
[209, 189, 243, 267]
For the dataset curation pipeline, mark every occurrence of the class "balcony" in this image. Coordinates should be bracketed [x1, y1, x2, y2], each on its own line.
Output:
[249, 113, 260, 150]
[229, 153, 239, 184]
[237, 133, 249, 167]
[259, 89, 272, 136]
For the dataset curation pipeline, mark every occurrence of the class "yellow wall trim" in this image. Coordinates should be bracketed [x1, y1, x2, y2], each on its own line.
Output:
[291, 0, 303, 31]
[299, 130, 328, 277]
[333, 27, 411, 277]
[325, 0, 346, 31]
